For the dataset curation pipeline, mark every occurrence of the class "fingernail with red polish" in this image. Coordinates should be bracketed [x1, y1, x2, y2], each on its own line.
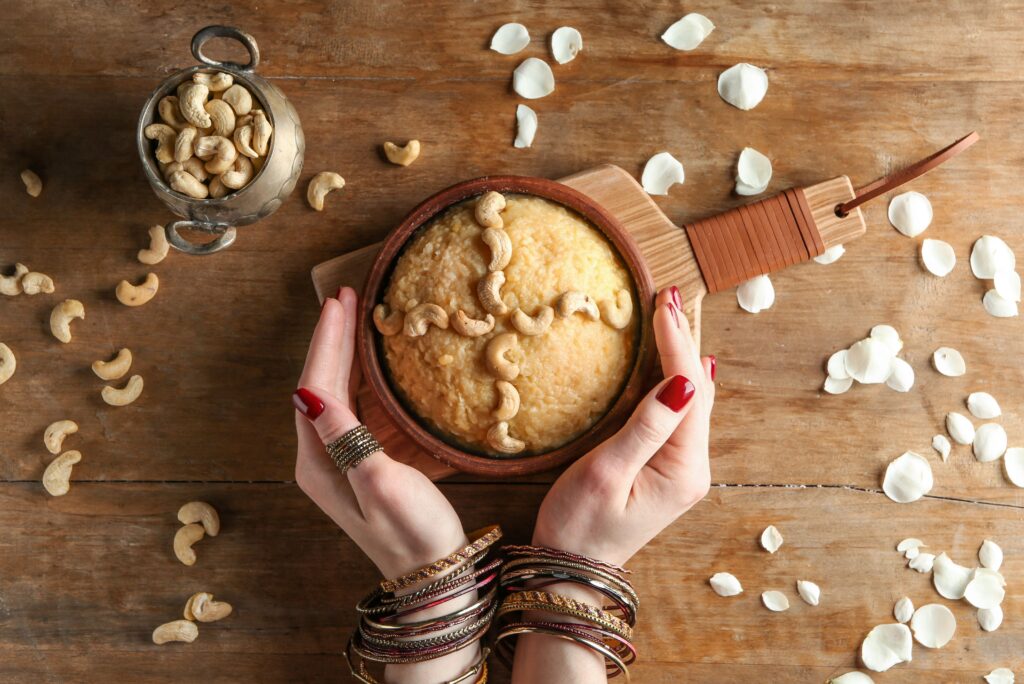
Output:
[670, 285, 682, 309]
[656, 375, 695, 412]
[293, 387, 325, 419]
[709, 354, 717, 381]
[668, 302, 679, 328]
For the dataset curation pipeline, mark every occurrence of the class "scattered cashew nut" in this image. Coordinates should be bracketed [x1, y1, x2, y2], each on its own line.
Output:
[92, 348, 132, 381]
[220, 156, 254, 190]
[50, 299, 85, 344]
[486, 332, 520, 381]
[205, 99, 236, 138]
[1, 263, 29, 295]
[174, 523, 205, 566]
[152, 619, 199, 645]
[178, 501, 220, 537]
[145, 123, 178, 164]
[556, 290, 600, 320]
[475, 191, 506, 229]
[599, 289, 634, 329]
[169, 170, 209, 199]
[116, 273, 159, 307]
[21, 272, 55, 295]
[477, 271, 509, 316]
[383, 139, 421, 167]
[21, 169, 42, 197]
[373, 304, 404, 336]
[44, 420, 79, 455]
[138, 226, 169, 265]
[102, 374, 144, 407]
[184, 592, 233, 623]
[487, 421, 526, 455]
[252, 110, 273, 156]
[194, 71, 233, 92]
[307, 172, 345, 211]
[403, 303, 449, 337]
[221, 84, 253, 115]
[179, 83, 212, 128]
[0, 343, 15, 385]
[195, 136, 238, 175]
[451, 310, 495, 337]
[42, 450, 81, 497]
[482, 228, 512, 271]
[511, 305, 554, 336]
[493, 381, 520, 421]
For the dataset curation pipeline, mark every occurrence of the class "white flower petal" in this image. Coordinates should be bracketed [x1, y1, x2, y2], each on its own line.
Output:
[973, 423, 1008, 462]
[814, 244, 846, 265]
[985, 668, 1015, 684]
[964, 568, 1006, 609]
[796, 580, 821, 606]
[736, 147, 772, 195]
[550, 26, 582, 64]
[886, 358, 915, 392]
[882, 452, 933, 503]
[905, 546, 920, 560]
[640, 152, 685, 196]
[932, 552, 973, 600]
[709, 572, 743, 597]
[870, 324, 903, 354]
[717, 63, 768, 111]
[946, 412, 976, 445]
[894, 597, 914, 624]
[760, 524, 783, 553]
[761, 590, 790, 612]
[983, 289, 1019, 317]
[1004, 447, 1024, 487]
[920, 239, 956, 277]
[994, 270, 1021, 302]
[909, 552, 935, 573]
[846, 338, 895, 384]
[896, 538, 926, 553]
[830, 673, 875, 684]
[661, 13, 715, 51]
[910, 603, 956, 648]
[514, 104, 537, 148]
[887, 191, 932, 237]
[967, 392, 1002, 419]
[932, 347, 966, 377]
[971, 235, 1016, 279]
[827, 350, 850, 380]
[824, 375, 854, 395]
[735, 179, 769, 196]
[490, 23, 531, 55]
[512, 57, 555, 99]
[979, 540, 1003, 572]
[859, 623, 913, 672]
[737, 275, 775, 314]
[978, 605, 1003, 632]
[932, 434, 951, 462]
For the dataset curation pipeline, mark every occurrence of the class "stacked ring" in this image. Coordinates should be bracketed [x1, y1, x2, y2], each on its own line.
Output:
[326, 424, 382, 473]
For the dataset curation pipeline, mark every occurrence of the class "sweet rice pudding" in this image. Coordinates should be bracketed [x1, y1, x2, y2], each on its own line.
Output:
[373, 192, 637, 457]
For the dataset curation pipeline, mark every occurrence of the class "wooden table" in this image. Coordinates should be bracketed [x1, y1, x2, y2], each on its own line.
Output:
[1, 2, 1022, 681]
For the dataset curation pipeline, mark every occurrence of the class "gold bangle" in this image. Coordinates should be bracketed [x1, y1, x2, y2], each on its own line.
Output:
[494, 625, 630, 683]
[345, 644, 490, 684]
[380, 525, 503, 593]
[497, 591, 633, 641]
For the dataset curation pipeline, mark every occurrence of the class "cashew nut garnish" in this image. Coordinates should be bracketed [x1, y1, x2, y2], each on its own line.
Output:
[475, 191, 506, 229]
[383, 139, 421, 167]
[451, 310, 495, 337]
[174, 523, 205, 566]
[173, 126, 198, 163]
[44, 420, 79, 455]
[486, 332, 520, 381]
[373, 304, 404, 336]
[482, 227, 512, 272]
[477, 271, 509, 316]
[194, 135, 238, 175]
[152, 620, 198, 645]
[179, 83, 212, 128]
[116, 273, 159, 307]
[306, 172, 345, 211]
[42, 450, 81, 497]
[0, 343, 15, 386]
[169, 170, 209, 199]
[181, 156, 209, 182]
[144, 123, 178, 164]
[220, 156, 254, 190]
[493, 381, 520, 421]
[486, 421, 526, 455]
[599, 289, 633, 329]
[178, 501, 220, 537]
[21, 272, 55, 295]
[21, 169, 42, 197]
[403, 303, 449, 337]
[556, 290, 600, 320]
[102, 374, 144, 407]
[50, 299, 85, 344]
[1, 263, 29, 295]
[139, 226, 170, 265]
[193, 71, 233, 92]
[511, 305, 554, 336]
[158, 96, 188, 129]
[184, 592, 233, 623]
[221, 84, 253, 115]
[233, 125, 259, 158]
[92, 348, 132, 381]
[205, 99, 236, 138]
[252, 110, 273, 156]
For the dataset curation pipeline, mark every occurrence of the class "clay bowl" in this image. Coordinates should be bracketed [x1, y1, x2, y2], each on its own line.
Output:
[358, 176, 656, 477]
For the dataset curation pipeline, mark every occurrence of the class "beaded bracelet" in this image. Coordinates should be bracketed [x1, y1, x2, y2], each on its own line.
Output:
[496, 590, 634, 642]
[380, 525, 503, 593]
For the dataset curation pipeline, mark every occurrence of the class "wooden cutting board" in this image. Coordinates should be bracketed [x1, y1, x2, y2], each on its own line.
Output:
[310, 164, 704, 480]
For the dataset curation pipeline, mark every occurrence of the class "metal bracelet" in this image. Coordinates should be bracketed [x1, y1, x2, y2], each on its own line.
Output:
[379, 525, 503, 593]
[494, 624, 631, 683]
[499, 566, 638, 625]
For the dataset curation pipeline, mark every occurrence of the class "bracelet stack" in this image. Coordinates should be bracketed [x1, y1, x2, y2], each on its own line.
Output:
[494, 545, 639, 682]
[344, 526, 504, 684]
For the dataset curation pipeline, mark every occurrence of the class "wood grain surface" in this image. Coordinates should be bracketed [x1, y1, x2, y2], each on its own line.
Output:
[2, 1, 1023, 682]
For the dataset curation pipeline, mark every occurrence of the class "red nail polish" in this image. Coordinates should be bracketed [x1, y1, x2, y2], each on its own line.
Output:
[709, 355, 717, 381]
[668, 302, 679, 327]
[293, 387, 325, 419]
[656, 375, 695, 412]
[670, 285, 682, 309]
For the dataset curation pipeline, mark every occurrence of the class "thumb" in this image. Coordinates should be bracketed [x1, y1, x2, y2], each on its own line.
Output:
[293, 386, 361, 445]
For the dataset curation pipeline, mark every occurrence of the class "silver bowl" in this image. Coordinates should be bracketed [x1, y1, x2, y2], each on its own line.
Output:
[136, 26, 304, 255]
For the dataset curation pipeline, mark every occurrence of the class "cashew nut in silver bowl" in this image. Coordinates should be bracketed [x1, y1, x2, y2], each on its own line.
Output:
[136, 25, 304, 255]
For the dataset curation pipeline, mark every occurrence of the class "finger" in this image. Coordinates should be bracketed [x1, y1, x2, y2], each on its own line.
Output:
[655, 300, 704, 387]
[293, 385, 364, 445]
[298, 298, 344, 390]
[334, 287, 359, 405]
[703, 355, 717, 385]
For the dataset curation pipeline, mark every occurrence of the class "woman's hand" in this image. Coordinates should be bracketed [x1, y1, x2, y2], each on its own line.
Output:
[532, 286, 716, 566]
